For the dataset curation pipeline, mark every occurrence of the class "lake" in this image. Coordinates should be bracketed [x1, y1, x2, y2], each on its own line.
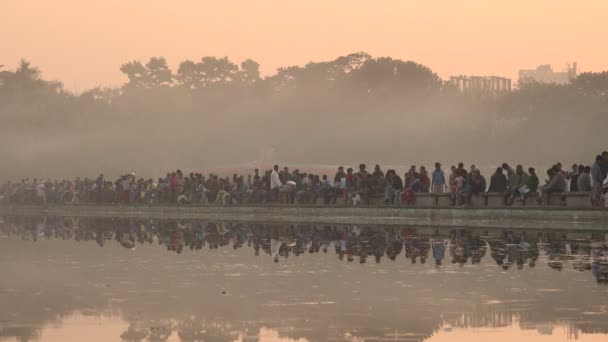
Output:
[1, 216, 607, 341]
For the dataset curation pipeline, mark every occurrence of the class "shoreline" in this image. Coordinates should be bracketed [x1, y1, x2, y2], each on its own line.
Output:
[2, 204, 607, 230]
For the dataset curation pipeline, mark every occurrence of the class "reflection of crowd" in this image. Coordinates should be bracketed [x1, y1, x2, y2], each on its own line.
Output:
[2, 217, 607, 283]
[2, 152, 607, 208]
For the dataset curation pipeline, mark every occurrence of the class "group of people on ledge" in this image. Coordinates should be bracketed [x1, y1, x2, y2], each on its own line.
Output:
[1, 151, 607, 207]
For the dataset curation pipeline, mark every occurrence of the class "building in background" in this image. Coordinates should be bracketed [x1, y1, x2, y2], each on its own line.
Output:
[518, 63, 578, 85]
[448, 75, 512, 97]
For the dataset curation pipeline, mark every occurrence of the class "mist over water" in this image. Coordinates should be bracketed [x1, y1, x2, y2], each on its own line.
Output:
[1, 55, 607, 181]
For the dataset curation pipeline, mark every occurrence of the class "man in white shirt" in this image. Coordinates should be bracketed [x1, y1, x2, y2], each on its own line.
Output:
[270, 165, 282, 202]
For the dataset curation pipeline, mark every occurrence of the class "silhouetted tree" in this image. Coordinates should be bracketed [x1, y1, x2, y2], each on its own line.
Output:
[237, 59, 261, 85]
[145, 57, 172, 87]
[176, 60, 199, 89]
[120, 60, 149, 88]
[574, 71, 608, 97]
[1, 53, 608, 181]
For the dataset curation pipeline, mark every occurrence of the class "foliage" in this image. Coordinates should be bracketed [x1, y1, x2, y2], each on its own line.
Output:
[0, 54, 606, 180]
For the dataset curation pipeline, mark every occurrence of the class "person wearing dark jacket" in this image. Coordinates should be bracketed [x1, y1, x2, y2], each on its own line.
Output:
[487, 167, 507, 193]
[384, 170, 403, 204]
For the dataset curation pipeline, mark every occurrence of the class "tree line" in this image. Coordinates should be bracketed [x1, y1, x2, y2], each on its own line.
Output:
[0, 53, 607, 181]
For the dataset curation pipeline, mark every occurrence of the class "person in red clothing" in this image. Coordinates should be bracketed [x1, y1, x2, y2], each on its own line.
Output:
[419, 166, 431, 192]
[169, 172, 177, 202]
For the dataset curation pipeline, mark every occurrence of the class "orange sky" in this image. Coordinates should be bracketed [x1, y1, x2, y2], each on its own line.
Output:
[3, 0, 608, 91]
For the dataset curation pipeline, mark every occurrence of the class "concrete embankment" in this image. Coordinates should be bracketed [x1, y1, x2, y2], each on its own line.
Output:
[1, 204, 607, 230]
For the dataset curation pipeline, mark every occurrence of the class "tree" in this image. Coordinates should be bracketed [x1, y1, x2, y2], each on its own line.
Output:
[198, 56, 239, 86]
[120, 57, 173, 89]
[176, 60, 200, 89]
[574, 71, 608, 97]
[15, 59, 41, 82]
[146, 57, 172, 87]
[0, 59, 63, 98]
[175, 57, 241, 88]
[237, 59, 261, 85]
[348, 57, 441, 96]
[331, 51, 371, 77]
[120, 60, 149, 88]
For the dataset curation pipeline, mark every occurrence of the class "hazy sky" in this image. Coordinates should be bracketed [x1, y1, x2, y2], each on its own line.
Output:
[3, 0, 608, 90]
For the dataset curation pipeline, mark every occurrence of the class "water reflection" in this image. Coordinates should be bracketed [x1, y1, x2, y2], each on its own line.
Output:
[3, 216, 607, 279]
[1, 216, 608, 342]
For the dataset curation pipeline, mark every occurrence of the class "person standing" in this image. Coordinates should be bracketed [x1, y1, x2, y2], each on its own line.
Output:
[419, 166, 431, 193]
[577, 165, 592, 192]
[602, 151, 608, 200]
[404, 165, 417, 188]
[270, 165, 282, 202]
[431, 162, 446, 194]
[601, 151, 608, 180]
[591, 156, 604, 206]
[331, 166, 346, 204]
[448, 165, 458, 204]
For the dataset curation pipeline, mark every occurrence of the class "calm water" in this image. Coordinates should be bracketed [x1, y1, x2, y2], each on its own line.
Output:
[1, 216, 607, 342]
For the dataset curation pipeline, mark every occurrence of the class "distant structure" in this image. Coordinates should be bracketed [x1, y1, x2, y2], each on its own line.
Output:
[518, 62, 578, 85]
[448, 75, 512, 97]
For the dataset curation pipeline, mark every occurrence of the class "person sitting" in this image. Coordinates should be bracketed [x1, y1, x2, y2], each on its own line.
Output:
[527, 168, 539, 194]
[384, 170, 403, 204]
[230, 176, 247, 204]
[295, 174, 314, 204]
[469, 168, 487, 202]
[539, 165, 567, 205]
[505, 165, 528, 206]
[455, 171, 472, 206]
[401, 173, 421, 205]
[215, 179, 232, 206]
[451, 169, 465, 206]
[194, 178, 208, 204]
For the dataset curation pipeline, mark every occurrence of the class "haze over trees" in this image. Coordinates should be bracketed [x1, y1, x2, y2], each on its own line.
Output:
[1, 53, 607, 180]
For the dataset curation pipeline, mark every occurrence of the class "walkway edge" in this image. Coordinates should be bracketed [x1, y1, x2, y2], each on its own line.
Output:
[2, 205, 607, 230]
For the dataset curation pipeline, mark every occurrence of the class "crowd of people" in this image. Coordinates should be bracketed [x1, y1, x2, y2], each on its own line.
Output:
[1, 151, 607, 207]
[2, 217, 607, 283]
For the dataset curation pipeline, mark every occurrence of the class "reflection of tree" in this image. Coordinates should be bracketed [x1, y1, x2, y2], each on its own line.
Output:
[177, 319, 240, 342]
[120, 323, 148, 342]
[0, 326, 42, 342]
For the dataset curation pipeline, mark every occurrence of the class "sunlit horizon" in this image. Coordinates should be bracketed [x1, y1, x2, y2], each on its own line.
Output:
[4, 0, 608, 90]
